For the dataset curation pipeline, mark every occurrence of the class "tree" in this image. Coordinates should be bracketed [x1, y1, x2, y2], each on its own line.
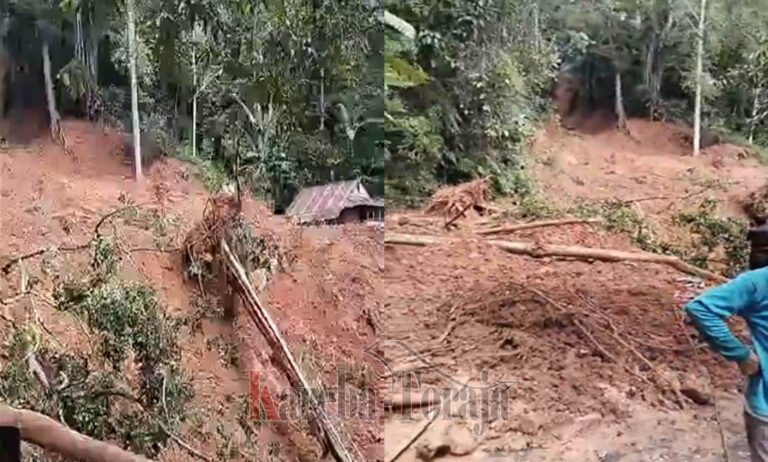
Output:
[40, 26, 58, 139]
[126, 0, 141, 181]
[692, 0, 708, 156]
[11, 1, 65, 143]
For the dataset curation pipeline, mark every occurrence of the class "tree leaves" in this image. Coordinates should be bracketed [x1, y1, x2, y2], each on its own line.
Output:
[385, 55, 428, 88]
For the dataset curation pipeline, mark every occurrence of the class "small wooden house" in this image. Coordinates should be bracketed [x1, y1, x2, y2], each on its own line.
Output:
[285, 179, 384, 225]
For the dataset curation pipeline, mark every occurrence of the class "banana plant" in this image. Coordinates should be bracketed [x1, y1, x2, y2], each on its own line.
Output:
[233, 95, 295, 208]
[382, 10, 428, 90]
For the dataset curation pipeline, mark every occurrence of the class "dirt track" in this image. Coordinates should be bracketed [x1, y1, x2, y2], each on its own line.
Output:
[382, 119, 768, 461]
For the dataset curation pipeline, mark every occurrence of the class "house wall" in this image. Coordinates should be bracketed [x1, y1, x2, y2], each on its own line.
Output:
[336, 206, 384, 223]
[339, 207, 364, 223]
[364, 206, 384, 222]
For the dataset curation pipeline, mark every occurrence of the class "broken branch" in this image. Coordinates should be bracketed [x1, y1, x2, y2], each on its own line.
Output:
[0, 405, 153, 462]
[1, 203, 154, 275]
[444, 201, 475, 229]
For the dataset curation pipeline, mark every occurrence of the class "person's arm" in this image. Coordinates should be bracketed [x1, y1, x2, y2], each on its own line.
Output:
[683, 273, 759, 362]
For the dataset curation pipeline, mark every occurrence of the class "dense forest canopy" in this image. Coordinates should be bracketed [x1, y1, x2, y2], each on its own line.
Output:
[384, 0, 768, 204]
[1, 0, 383, 210]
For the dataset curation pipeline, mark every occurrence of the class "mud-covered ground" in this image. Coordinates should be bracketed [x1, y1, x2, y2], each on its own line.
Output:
[382, 118, 768, 461]
[0, 120, 383, 461]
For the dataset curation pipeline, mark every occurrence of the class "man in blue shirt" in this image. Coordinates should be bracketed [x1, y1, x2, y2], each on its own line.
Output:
[685, 225, 768, 461]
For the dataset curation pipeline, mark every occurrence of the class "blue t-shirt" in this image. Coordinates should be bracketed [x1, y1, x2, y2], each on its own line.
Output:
[684, 267, 768, 416]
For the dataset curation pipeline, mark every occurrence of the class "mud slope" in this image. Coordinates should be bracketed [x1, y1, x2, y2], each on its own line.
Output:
[531, 118, 767, 218]
[0, 120, 382, 461]
[383, 119, 766, 461]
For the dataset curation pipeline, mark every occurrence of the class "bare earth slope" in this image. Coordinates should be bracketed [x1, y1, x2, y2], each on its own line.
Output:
[383, 118, 768, 462]
[0, 120, 383, 461]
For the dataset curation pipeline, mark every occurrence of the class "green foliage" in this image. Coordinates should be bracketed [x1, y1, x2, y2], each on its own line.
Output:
[675, 198, 749, 276]
[385, 56, 429, 88]
[570, 199, 673, 255]
[6, 236, 198, 457]
[91, 235, 119, 281]
[384, 2, 559, 203]
[0, 327, 46, 406]
[174, 147, 228, 191]
[567, 196, 749, 276]
[57, 59, 95, 100]
[0, 325, 191, 457]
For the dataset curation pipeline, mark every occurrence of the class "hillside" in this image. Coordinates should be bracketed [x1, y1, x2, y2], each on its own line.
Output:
[0, 120, 383, 461]
[383, 118, 767, 462]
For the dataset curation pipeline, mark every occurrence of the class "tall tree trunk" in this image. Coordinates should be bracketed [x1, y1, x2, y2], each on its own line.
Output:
[127, 0, 143, 181]
[750, 87, 760, 144]
[75, 12, 84, 63]
[0, 52, 8, 119]
[41, 40, 59, 139]
[615, 71, 629, 133]
[191, 45, 197, 157]
[319, 67, 325, 132]
[644, 38, 657, 120]
[692, 0, 707, 157]
[532, 1, 542, 54]
[87, 27, 98, 82]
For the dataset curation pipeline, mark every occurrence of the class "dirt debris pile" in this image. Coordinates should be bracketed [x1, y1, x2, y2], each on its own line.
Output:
[444, 277, 743, 414]
[425, 178, 490, 218]
[181, 192, 288, 285]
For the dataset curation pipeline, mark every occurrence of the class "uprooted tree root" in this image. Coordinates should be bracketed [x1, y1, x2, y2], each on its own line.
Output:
[182, 193, 288, 288]
[182, 192, 241, 278]
[425, 178, 491, 219]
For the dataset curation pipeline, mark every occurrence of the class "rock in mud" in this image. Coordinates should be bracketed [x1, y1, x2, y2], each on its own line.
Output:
[414, 421, 478, 461]
[678, 372, 713, 406]
[121, 131, 163, 169]
[515, 414, 544, 436]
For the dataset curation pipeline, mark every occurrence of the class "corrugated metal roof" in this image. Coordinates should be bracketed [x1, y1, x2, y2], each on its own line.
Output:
[344, 195, 383, 208]
[286, 179, 382, 223]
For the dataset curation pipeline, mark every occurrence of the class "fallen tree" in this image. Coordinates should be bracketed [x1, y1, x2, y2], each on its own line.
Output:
[220, 240, 364, 462]
[0, 405, 153, 462]
[385, 233, 728, 283]
[476, 218, 602, 236]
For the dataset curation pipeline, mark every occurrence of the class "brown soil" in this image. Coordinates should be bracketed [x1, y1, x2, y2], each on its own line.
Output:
[383, 118, 768, 461]
[0, 119, 382, 461]
[530, 118, 765, 219]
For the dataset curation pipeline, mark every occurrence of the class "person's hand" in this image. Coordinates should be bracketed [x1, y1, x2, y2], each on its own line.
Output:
[739, 352, 761, 376]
